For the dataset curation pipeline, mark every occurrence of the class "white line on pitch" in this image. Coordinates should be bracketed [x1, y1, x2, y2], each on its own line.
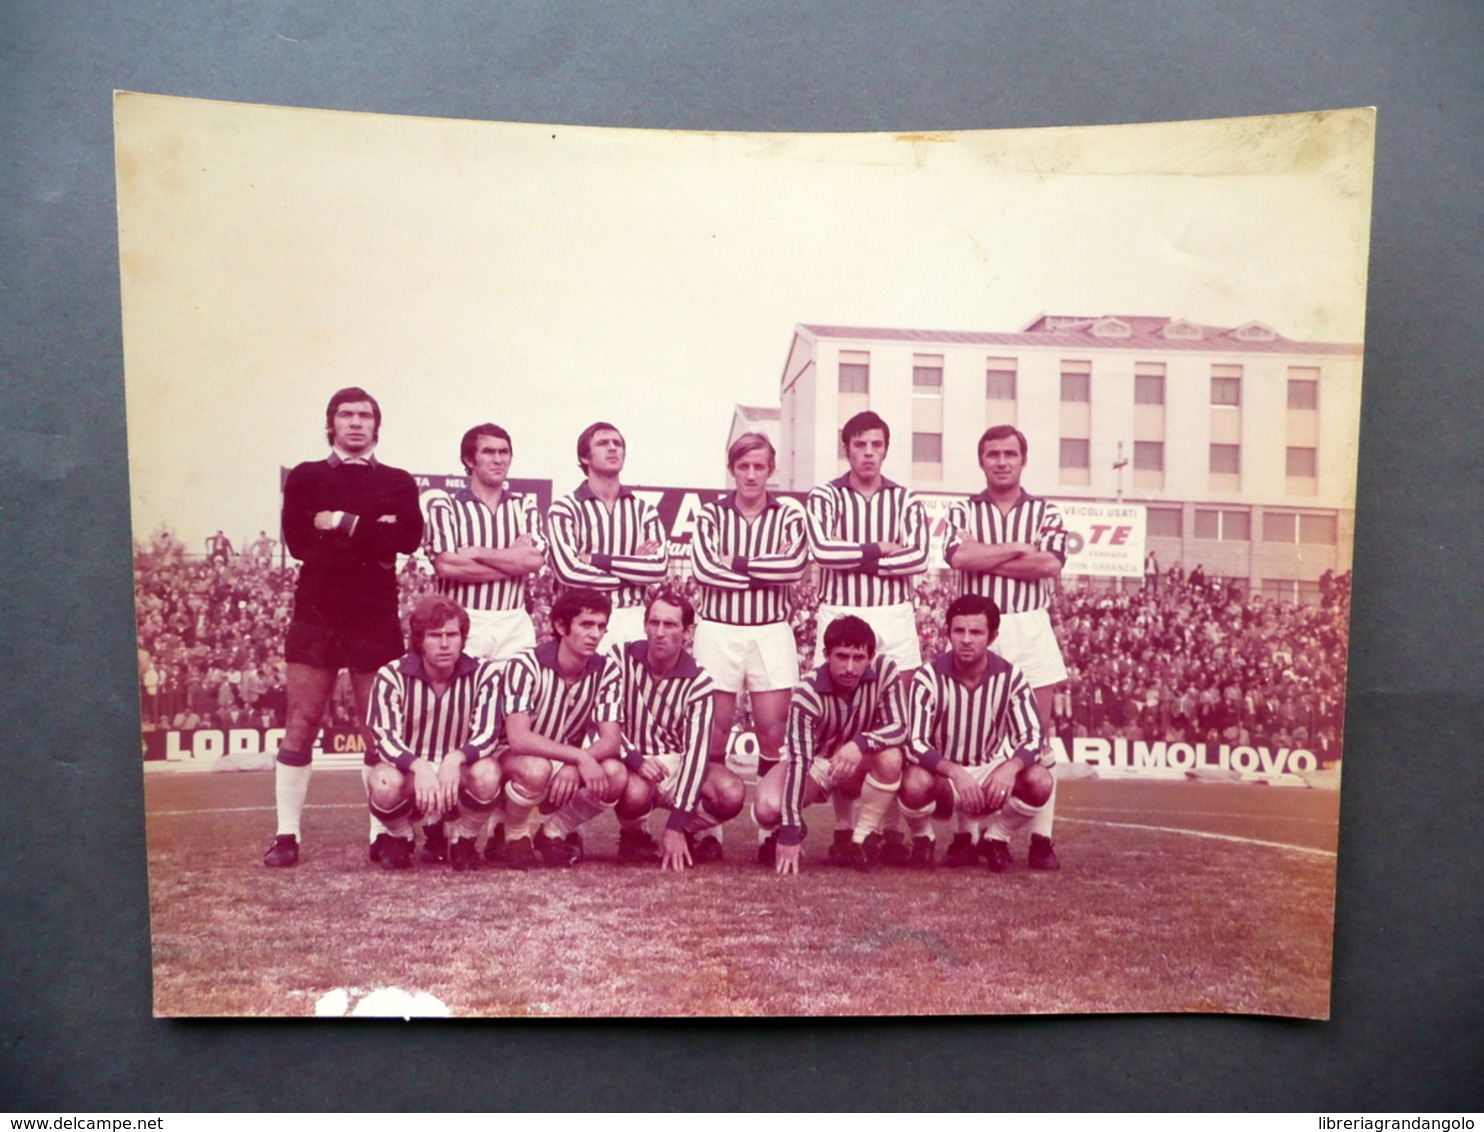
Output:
[1060, 806, 1335, 827]
[149, 803, 366, 816]
[1056, 817, 1336, 857]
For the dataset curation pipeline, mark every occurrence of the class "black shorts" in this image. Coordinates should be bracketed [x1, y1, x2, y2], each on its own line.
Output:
[284, 603, 404, 673]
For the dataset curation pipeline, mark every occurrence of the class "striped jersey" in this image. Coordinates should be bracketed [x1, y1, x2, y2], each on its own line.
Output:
[943, 490, 1068, 613]
[779, 656, 908, 841]
[908, 652, 1042, 772]
[498, 640, 623, 748]
[612, 641, 716, 830]
[690, 492, 808, 625]
[806, 476, 929, 607]
[546, 482, 668, 610]
[425, 487, 545, 612]
[365, 652, 503, 770]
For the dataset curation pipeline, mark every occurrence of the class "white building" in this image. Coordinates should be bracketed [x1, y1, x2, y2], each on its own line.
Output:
[777, 315, 1363, 600]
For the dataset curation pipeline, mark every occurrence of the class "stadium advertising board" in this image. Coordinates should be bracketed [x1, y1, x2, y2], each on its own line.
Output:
[1058, 501, 1147, 577]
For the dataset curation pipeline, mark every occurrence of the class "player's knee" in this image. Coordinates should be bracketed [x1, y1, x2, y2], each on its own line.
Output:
[603, 760, 629, 793]
[872, 746, 904, 783]
[505, 754, 551, 792]
[1015, 763, 1054, 807]
[898, 766, 934, 809]
[752, 790, 781, 829]
[463, 758, 501, 803]
[366, 764, 407, 808]
[704, 768, 746, 820]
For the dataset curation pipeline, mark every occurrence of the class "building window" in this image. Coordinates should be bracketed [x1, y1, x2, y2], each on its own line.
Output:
[912, 432, 943, 463]
[1194, 509, 1251, 541]
[1288, 375, 1319, 410]
[1133, 441, 1164, 471]
[838, 351, 870, 396]
[1134, 367, 1166, 404]
[1263, 512, 1299, 543]
[1209, 444, 1241, 475]
[985, 358, 1017, 400]
[1263, 578, 1323, 605]
[1147, 507, 1182, 538]
[1060, 438, 1090, 470]
[1060, 360, 1091, 402]
[1262, 512, 1336, 545]
[1299, 514, 1337, 545]
[1211, 364, 1243, 407]
[912, 355, 943, 396]
[1211, 377, 1242, 406]
[1287, 446, 1317, 477]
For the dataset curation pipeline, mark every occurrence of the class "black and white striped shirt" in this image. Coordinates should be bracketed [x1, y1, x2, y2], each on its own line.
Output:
[499, 640, 623, 747]
[779, 656, 908, 841]
[612, 641, 716, 830]
[690, 493, 808, 625]
[908, 652, 1041, 772]
[806, 476, 929, 607]
[366, 652, 503, 771]
[425, 487, 545, 612]
[943, 490, 1067, 614]
[547, 483, 668, 610]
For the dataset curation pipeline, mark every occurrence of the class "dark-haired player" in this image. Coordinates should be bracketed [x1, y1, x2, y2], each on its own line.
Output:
[546, 422, 667, 648]
[264, 387, 423, 868]
[943, 424, 1067, 869]
[899, 594, 1053, 871]
[600, 590, 745, 870]
[805, 410, 928, 864]
[363, 596, 503, 871]
[753, 615, 908, 874]
[495, 588, 625, 869]
[422, 422, 544, 862]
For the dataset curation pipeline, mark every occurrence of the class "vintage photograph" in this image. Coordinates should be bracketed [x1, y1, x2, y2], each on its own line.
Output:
[117, 93, 1373, 1018]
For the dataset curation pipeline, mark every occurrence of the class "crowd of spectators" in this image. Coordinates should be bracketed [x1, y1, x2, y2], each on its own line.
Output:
[134, 526, 1348, 760]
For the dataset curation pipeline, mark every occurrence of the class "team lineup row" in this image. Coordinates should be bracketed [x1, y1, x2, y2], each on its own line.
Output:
[261, 386, 1070, 874]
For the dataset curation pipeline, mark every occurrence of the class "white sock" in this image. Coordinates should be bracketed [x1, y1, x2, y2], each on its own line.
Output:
[853, 774, 898, 842]
[1026, 779, 1056, 840]
[986, 795, 1041, 842]
[899, 799, 936, 840]
[544, 793, 607, 838]
[275, 762, 312, 838]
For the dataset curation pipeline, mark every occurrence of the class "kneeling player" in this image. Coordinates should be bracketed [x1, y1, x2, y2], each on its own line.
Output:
[595, 590, 747, 870]
[898, 594, 1053, 871]
[363, 596, 503, 871]
[495, 588, 626, 868]
[753, 615, 908, 875]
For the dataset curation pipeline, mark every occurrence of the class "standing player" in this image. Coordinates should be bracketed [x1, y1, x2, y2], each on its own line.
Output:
[495, 588, 626, 869]
[422, 423, 545, 862]
[690, 433, 807, 858]
[899, 593, 1054, 870]
[363, 595, 503, 871]
[426, 423, 544, 662]
[598, 590, 746, 870]
[263, 387, 423, 868]
[942, 425, 1067, 869]
[546, 421, 668, 648]
[753, 615, 907, 874]
[805, 410, 929, 863]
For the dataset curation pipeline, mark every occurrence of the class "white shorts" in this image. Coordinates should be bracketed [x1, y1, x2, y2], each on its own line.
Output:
[693, 619, 799, 694]
[814, 602, 921, 670]
[466, 608, 537, 665]
[641, 751, 687, 808]
[604, 603, 648, 649]
[991, 608, 1067, 689]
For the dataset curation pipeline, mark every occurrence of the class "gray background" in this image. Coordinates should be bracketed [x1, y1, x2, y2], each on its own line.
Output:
[3, 1, 1481, 1111]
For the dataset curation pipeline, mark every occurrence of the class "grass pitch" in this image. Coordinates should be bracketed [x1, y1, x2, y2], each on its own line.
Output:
[144, 770, 1338, 1019]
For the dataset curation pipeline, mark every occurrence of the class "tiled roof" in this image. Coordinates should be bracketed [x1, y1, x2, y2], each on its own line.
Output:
[797, 317, 1362, 356]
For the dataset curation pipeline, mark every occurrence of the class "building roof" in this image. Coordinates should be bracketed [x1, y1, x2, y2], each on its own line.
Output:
[797, 316, 1362, 356]
[733, 405, 780, 421]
